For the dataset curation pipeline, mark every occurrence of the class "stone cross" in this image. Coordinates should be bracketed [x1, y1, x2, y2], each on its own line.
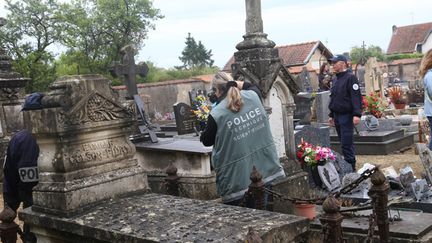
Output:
[236, 0, 275, 50]
[110, 45, 157, 143]
[110, 45, 148, 97]
[245, 0, 263, 34]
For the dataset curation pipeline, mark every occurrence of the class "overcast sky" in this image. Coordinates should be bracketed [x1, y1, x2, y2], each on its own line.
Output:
[1, 0, 432, 69]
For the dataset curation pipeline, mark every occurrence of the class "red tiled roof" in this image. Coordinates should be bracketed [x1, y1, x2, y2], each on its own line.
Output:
[387, 22, 432, 54]
[222, 41, 332, 71]
[277, 41, 319, 66]
[288, 66, 317, 74]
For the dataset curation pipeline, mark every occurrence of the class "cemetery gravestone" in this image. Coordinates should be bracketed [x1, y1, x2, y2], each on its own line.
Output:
[364, 57, 384, 97]
[173, 102, 197, 135]
[317, 162, 341, 192]
[25, 75, 149, 216]
[411, 179, 429, 201]
[294, 125, 330, 148]
[297, 67, 312, 92]
[110, 45, 157, 143]
[416, 143, 432, 184]
[315, 91, 331, 124]
[294, 93, 314, 125]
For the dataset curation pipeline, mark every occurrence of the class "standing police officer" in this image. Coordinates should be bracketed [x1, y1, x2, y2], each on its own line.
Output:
[2, 93, 43, 243]
[328, 54, 362, 171]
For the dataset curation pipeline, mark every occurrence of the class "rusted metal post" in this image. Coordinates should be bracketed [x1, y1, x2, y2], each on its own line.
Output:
[164, 163, 180, 196]
[0, 206, 19, 243]
[244, 166, 265, 210]
[368, 168, 390, 243]
[418, 121, 423, 143]
[319, 194, 344, 243]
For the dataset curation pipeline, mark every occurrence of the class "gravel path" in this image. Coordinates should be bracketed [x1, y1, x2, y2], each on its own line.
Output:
[356, 145, 424, 177]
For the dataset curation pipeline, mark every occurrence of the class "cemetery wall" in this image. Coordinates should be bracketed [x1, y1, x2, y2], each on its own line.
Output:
[388, 58, 421, 86]
[113, 76, 212, 122]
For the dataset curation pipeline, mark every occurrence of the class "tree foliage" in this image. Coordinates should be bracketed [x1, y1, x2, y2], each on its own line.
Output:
[58, 0, 163, 75]
[143, 61, 219, 83]
[178, 33, 214, 69]
[0, 0, 63, 92]
[350, 45, 385, 64]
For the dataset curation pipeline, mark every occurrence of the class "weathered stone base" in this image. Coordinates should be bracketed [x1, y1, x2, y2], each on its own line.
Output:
[20, 193, 309, 243]
[32, 165, 148, 217]
[331, 131, 414, 155]
[147, 172, 218, 200]
[271, 171, 309, 214]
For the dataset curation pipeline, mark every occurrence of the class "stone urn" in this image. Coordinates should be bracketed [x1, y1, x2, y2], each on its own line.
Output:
[399, 115, 412, 126]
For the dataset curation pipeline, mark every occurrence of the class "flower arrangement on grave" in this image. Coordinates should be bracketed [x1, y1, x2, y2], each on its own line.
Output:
[296, 139, 336, 167]
[192, 94, 211, 122]
[362, 91, 388, 118]
[386, 85, 406, 105]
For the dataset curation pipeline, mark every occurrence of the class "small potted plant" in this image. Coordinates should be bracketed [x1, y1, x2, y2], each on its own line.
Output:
[386, 85, 406, 109]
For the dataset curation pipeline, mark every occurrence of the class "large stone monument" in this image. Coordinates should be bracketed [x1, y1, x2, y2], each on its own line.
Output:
[230, 0, 308, 214]
[25, 75, 149, 216]
[0, 17, 30, 180]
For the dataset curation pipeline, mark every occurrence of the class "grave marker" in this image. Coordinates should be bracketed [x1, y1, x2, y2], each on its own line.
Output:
[315, 91, 331, 124]
[173, 102, 197, 135]
[317, 162, 341, 192]
[416, 143, 432, 184]
[110, 45, 157, 143]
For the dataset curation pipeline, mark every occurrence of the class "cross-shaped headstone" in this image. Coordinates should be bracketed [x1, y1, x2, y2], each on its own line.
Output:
[110, 45, 148, 97]
[110, 45, 157, 143]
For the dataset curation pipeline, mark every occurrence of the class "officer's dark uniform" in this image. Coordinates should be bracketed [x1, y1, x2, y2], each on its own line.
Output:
[3, 129, 39, 243]
[328, 67, 362, 171]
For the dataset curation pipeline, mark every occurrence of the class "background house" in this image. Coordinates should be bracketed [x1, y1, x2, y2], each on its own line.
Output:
[387, 22, 432, 55]
[223, 41, 333, 91]
[386, 22, 432, 87]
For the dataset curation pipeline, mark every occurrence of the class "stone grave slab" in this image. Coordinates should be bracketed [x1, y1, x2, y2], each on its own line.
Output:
[173, 102, 197, 135]
[308, 209, 432, 242]
[135, 137, 216, 200]
[330, 130, 414, 155]
[20, 193, 309, 243]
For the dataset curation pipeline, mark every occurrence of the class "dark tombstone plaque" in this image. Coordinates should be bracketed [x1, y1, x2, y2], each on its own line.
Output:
[293, 93, 314, 125]
[173, 102, 197, 135]
[297, 67, 312, 92]
[294, 125, 330, 148]
[188, 89, 206, 109]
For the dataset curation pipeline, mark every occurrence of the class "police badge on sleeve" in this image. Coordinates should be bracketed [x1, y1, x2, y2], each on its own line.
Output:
[18, 166, 39, 182]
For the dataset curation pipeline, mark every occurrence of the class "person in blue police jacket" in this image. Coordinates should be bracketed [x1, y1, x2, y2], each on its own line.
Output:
[3, 129, 39, 242]
[328, 54, 362, 171]
[200, 71, 285, 206]
[2, 94, 42, 243]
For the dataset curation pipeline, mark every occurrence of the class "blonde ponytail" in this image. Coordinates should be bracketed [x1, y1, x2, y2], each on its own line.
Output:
[226, 86, 243, 112]
[212, 71, 243, 112]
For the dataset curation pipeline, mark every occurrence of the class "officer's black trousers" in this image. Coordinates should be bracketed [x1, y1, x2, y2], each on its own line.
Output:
[334, 113, 356, 170]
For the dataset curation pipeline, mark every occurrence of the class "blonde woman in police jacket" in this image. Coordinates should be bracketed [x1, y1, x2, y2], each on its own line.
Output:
[200, 72, 285, 205]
